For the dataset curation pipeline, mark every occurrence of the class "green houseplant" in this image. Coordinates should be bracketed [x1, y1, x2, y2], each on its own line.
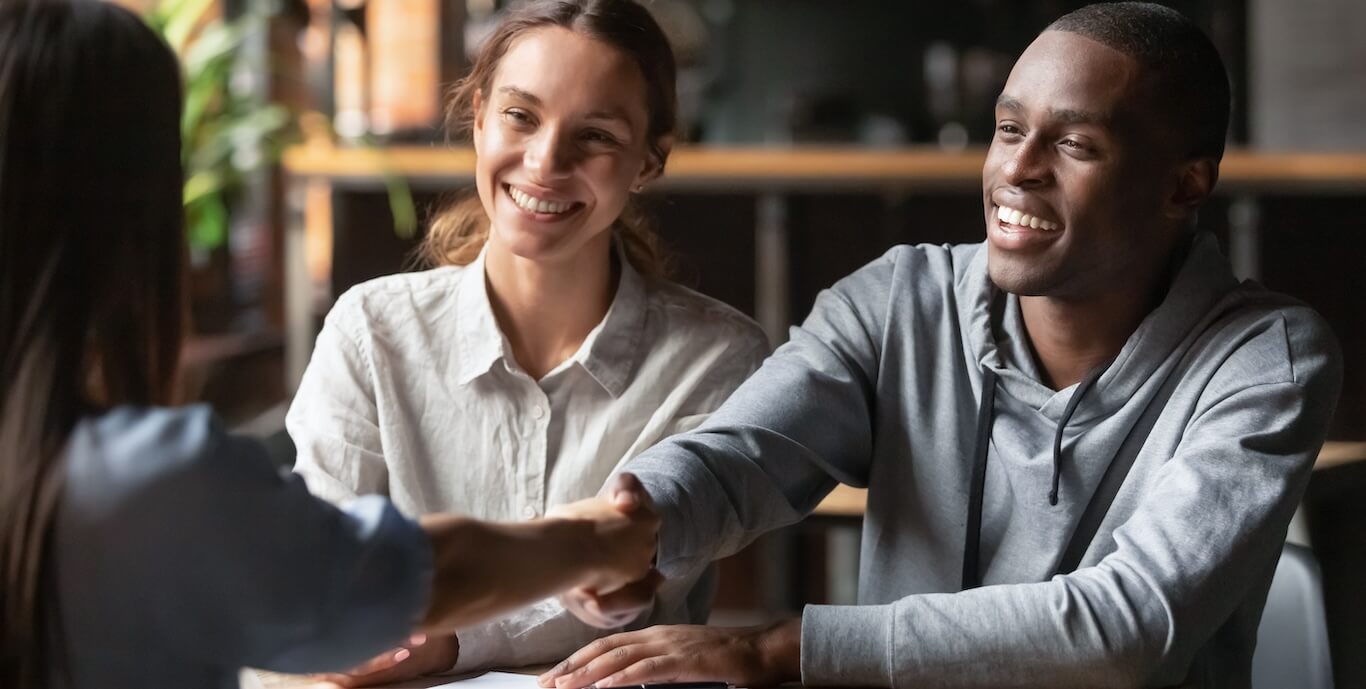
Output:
[143, 0, 291, 255]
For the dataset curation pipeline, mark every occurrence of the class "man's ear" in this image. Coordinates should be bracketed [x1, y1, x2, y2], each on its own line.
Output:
[1165, 158, 1218, 220]
[636, 134, 675, 187]
[471, 89, 486, 154]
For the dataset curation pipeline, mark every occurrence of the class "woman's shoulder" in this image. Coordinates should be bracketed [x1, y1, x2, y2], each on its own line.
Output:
[62, 405, 273, 520]
[326, 265, 468, 332]
[644, 280, 770, 352]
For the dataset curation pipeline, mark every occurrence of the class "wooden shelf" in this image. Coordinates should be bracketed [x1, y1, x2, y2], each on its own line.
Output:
[813, 441, 1366, 517]
[283, 144, 1366, 193]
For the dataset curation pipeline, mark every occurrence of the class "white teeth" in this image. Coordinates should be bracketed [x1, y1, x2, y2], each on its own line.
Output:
[509, 186, 573, 215]
[996, 205, 1060, 231]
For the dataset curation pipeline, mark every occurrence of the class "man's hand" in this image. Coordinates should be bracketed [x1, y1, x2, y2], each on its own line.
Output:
[536, 619, 801, 689]
[313, 634, 459, 687]
[546, 473, 661, 598]
[558, 570, 663, 629]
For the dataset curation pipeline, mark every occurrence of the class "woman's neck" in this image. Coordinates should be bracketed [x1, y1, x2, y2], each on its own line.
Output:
[483, 234, 619, 381]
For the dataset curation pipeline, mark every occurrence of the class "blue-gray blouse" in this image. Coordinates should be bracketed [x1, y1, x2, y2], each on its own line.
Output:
[51, 405, 431, 688]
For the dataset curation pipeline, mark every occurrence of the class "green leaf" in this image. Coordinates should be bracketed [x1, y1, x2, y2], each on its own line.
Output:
[163, 0, 217, 54]
[186, 193, 229, 249]
[184, 170, 224, 207]
[183, 21, 244, 76]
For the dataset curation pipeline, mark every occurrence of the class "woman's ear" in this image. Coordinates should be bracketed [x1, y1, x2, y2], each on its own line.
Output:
[636, 134, 675, 188]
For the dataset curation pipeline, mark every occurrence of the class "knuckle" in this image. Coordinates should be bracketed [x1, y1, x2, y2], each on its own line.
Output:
[611, 646, 633, 661]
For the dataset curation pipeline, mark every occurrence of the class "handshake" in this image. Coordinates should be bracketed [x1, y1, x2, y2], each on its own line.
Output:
[547, 473, 664, 629]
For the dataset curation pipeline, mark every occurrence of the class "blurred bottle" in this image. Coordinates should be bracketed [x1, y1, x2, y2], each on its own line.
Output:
[332, 0, 369, 141]
[368, 0, 443, 141]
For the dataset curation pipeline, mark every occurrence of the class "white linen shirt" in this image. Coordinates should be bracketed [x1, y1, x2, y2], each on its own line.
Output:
[287, 247, 769, 671]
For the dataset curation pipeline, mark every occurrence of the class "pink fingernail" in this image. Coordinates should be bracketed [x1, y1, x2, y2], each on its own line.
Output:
[394, 648, 411, 662]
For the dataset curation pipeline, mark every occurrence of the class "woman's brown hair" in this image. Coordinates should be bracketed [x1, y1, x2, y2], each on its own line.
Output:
[0, 1, 185, 685]
[420, 0, 677, 280]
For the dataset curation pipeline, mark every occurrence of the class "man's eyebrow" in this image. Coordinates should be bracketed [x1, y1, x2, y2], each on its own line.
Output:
[995, 95, 1109, 126]
[583, 108, 631, 126]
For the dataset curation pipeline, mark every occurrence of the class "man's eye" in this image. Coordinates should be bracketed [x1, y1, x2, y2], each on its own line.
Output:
[996, 123, 1022, 136]
[582, 130, 619, 145]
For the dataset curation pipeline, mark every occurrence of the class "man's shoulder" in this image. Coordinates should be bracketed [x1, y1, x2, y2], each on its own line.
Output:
[824, 241, 983, 312]
[1201, 283, 1341, 390]
[846, 241, 983, 287]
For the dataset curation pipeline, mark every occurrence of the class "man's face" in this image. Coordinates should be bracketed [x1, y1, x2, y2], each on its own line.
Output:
[982, 30, 1182, 299]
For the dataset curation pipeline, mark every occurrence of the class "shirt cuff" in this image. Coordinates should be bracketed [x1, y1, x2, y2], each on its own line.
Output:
[800, 603, 895, 688]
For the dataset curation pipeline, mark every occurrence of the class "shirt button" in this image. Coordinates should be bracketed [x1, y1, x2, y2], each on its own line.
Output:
[522, 505, 538, 519]
[531, 405, 546, 420]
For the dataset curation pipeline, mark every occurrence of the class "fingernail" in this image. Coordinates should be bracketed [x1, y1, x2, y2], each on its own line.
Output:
[394, 648, 410, 662]
[409, 633, 427, 646]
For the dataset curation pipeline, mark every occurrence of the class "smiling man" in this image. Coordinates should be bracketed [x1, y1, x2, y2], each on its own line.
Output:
[538, 3, 1342, 688]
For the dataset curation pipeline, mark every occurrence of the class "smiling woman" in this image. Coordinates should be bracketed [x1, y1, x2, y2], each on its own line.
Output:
[423, 0, 678, 280]
[285, 1, 771, 686]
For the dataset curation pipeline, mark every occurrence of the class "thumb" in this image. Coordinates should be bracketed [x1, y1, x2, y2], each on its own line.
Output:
[608, 472, 647, 513]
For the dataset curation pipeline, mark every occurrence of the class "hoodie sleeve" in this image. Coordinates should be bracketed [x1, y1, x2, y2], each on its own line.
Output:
[625, 250, 896, 578]
[801, 311, 1343, 689]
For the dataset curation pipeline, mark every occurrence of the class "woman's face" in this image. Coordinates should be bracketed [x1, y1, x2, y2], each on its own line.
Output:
[473, 26, 661, 266]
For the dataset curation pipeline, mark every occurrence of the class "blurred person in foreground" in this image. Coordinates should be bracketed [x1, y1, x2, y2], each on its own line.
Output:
[0, 2, 656, 688]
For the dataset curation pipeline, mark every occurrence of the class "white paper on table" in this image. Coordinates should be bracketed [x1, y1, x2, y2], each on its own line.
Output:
[429, 671, 547, 689]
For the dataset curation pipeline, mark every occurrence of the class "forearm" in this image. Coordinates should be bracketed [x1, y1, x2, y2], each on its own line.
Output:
[799, 572, 1171, 689]
[418, 515, 598, 633]
[758, 618, 802, 684]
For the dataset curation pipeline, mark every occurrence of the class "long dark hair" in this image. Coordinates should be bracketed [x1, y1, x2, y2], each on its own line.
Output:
[420, 0, 678, 279]
[0, 1, 185, 685]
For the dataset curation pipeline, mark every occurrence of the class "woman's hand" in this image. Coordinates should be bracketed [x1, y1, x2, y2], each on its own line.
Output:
[313, 634, 459, 687]
[536, 619, 802, 689]
[548, 473, 660, 594]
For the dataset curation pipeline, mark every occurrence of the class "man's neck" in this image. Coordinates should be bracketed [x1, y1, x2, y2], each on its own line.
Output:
[1018, 289, 1155, 390]
[484, 235, 617, 381]
[1018, 232, 1192, 390]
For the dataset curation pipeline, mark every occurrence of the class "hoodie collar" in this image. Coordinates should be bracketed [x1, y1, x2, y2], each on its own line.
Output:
[969, 231, 1241, 422]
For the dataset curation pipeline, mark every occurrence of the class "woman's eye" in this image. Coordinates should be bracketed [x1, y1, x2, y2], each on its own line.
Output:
[996, 123, 1022, 137]
[502, 109, 533, 126]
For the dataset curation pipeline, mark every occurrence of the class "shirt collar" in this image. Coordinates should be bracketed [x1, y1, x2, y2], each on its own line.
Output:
[454, 247, 507, 386]
[577, 244, 647, 398]
[453, 242, 647, 397]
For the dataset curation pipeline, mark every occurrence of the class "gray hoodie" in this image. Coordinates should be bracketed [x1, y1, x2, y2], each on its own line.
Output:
[625, 232, 1341, 688]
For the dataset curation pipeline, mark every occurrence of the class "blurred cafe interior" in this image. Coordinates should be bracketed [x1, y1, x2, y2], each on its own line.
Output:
[98, 0, 1366, 685]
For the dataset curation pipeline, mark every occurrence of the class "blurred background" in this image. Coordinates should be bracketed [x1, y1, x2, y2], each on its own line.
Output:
[110, 0, 1364, 684]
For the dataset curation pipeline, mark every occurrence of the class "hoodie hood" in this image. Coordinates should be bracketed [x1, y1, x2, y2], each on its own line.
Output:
[964, 231, 1242, 426]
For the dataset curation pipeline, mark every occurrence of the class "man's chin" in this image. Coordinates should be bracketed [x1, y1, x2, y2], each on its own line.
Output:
[986, 253, 1055, 297]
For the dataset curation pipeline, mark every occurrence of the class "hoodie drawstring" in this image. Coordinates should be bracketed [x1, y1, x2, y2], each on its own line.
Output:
[1049, 364, 1108, 506]
[962, 362, 1110, 590]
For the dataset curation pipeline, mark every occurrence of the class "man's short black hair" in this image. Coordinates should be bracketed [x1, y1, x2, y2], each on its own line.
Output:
[1048, 2, 1231, 161]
